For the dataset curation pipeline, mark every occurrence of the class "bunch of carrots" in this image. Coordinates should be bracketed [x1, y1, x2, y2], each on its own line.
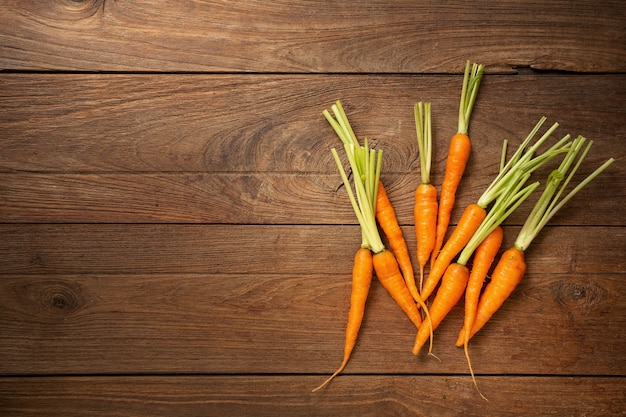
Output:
[313, 60, 614, 397]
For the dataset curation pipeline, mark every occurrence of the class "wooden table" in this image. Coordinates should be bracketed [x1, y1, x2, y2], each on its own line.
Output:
[1, 1, 625, 415]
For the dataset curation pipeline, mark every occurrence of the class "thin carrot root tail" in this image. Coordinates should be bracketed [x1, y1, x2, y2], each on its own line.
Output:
[464, 340, 488, 401]
[311, 360, 348, 393]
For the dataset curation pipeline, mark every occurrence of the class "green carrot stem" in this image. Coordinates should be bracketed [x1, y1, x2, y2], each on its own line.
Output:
[458, 61, 485, 135]
[477, 119, 564, 208]
[415, 102, 433, 184]
[514, 133, 615, 251]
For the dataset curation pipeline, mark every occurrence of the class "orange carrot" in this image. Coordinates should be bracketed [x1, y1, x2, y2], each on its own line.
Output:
[464, 246, 525, 342]
[455, 226, 503, 348]
[413, 102, 438, 291]
[431, 132, 471, 264]
[415, 184, 438, 285]
[431, 61, 484, 265]
[373, 249, 422, 329]
[376, 181, 418, 301]
[312, 247, 373, 392]
[465, 136, 614, 342]
[412, 263, 469, 356]
[420, 202, 486, 301]
[316, 102, 385, 392]
[457, 226, 503, 401]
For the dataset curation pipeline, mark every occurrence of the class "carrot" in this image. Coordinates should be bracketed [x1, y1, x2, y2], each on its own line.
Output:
[456, 226, 503, 350]
[431, 61, 484, 265]
[313, 103, 385, 392]
[413, 102, 438, 291]
[312, 247, 373, 392]
[412, 263, 468, 356]
[466, 135, 614, 342]
[373, 248, 423, 328]
[420, 117, 570, 302]
[465, 246, 526, 343]
[376, 181, 419, 302]
[457, 226, 503, 400]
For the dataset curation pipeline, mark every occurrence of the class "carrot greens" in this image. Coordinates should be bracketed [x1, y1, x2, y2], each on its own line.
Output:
[326, 100, 384, 253]
[514, 136, 615, 251]
[458, 60, 485, 135]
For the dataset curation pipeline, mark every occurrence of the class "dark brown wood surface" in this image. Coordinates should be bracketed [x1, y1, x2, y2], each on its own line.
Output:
[1, 1, 625, 415]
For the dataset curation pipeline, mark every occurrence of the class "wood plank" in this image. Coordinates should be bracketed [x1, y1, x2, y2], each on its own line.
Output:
[1, 74, 624, 174]
[0, 224, 623, 275]
[1, 171, 624, 226]
[0, 260, 623, 374]
[1, 376, 624, 416]
[1, 0, 624, 72]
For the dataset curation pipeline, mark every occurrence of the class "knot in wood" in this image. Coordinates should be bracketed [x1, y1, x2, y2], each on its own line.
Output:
[552, 280, 608, 310]
[56, 0, 103, 19]
[43, 282, 83, 315]
[19, 280, 86, 317]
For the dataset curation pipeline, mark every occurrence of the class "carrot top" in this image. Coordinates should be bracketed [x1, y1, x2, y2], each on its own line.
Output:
[458, 60, 485, 135]
[325, 101, 385, 254]
[476, 117, 571, 209]
[514, 135, 614, 251]
[415, 102, 433, 184]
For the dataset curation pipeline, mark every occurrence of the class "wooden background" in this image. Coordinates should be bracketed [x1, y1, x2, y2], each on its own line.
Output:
[1, 0, 625, 415]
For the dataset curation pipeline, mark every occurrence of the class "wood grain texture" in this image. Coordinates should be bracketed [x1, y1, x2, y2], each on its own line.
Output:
[0, 0, 624, 72]
[0, 269, 623, 376]
[1, 171, 624, 226]
[1, 1, 625, 415]
[1, 376, 625, 416]
[1, 74, 624, 174]
[0, 225, 623, 275]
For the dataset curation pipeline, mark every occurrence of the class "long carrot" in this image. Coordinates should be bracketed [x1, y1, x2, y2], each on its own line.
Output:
[431, 61, 484, 266]
[313, 105, 385, 392]
[420, 117, 570, 301]
[376, 181, 419, 302]
[457, 226, 503, 400]
[312, 247, 373, 392]
[413, 102, 438, 291]
[466, 136, 614, 341]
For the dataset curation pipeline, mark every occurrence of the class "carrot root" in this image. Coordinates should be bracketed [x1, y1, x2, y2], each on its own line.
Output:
[467, 247, 526, 341]
[414, 183, 438, 291]
[312, 248, 373, 392]
[431, 132, 471, 265]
